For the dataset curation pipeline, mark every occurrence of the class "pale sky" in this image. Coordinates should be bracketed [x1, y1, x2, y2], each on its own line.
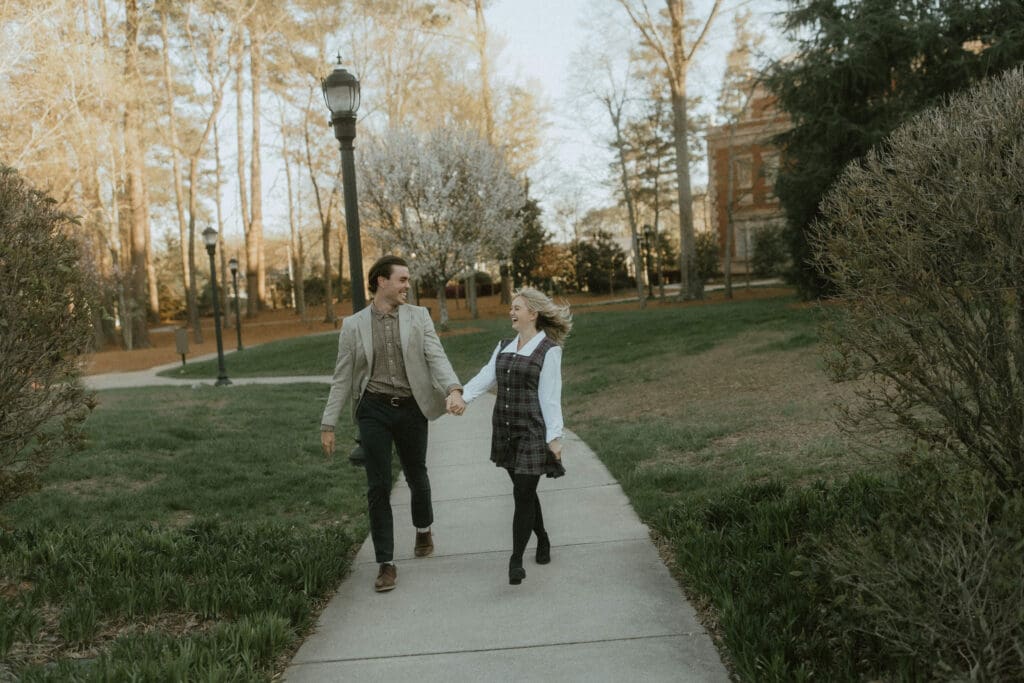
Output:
[486, 0, 787, 237]
[220, 1, 788, 247]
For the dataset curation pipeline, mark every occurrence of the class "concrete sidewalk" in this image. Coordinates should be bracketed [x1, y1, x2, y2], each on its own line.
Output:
[82, 354, 332, 391]
[284, 394, 729, 682]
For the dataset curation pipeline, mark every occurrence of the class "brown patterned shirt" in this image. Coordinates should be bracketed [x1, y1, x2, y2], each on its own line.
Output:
[365, 303, 413, 397]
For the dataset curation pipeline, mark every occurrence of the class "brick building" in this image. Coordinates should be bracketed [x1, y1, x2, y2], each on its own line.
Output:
[705, 84, 790, 273]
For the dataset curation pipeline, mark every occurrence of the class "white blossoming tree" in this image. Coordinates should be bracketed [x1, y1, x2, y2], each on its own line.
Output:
[359, 126, 525, 327]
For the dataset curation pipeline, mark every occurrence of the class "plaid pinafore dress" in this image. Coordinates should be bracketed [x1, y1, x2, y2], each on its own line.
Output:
[490, 336, 559, 476]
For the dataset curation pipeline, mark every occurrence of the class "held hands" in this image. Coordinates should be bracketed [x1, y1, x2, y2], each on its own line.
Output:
[446, 390, 466, 416]
[548, 438, 562, 460]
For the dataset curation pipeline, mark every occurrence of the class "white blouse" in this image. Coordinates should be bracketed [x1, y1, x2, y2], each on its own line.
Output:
[461, 330, 564, 444]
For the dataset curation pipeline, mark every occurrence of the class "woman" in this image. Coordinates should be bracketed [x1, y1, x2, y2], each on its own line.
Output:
[452, 288, 572, 585]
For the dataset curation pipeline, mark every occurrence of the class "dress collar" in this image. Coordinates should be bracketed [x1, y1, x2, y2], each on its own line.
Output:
[503, 330, 548, 355]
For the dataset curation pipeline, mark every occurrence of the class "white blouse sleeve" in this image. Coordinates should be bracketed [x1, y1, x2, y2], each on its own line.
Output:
[461, 342, 501, 403]
[538, 345, 564, 443]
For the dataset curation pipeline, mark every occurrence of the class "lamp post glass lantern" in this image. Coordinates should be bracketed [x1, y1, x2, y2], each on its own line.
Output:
[228, 257, 243, 351]
[322, 56, 366, 312]
[202, 227, 231, 386]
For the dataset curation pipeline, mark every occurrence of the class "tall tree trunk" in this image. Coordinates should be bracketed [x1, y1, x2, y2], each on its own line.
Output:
[186, 160, 208, 345]
[609, 105, 645, 309]
[143, 184, 159, 320]
[473, 0, 494, 145]
[500, 263, 512, 304]
[214, 117, 226, 272]
[436, 281, 449, 329]
[473, 1, 512, 307]
[665, 0, 721, 299]
[618, 0, 720, 301]
[219, 231, 230, 324]
[297, 233, 308, 312]
[161, 8, 201, 341]
[123, 0, 150, 347]
[304, 120, 336, 325]
[282, 132, 306, 315]
[92, 166, 119, 347]
[468, 272, 478, 318]
[250, 35, 266, 309]
[322, 217, 335, 323]
[667, 0, 700, 300]
[233, 32, 255, 317]
[723, 146, 736, 299]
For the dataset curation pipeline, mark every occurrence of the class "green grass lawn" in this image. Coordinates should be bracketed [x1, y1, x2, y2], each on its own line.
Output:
[0, 384, 366, 680]
[3, 295, 905, 680]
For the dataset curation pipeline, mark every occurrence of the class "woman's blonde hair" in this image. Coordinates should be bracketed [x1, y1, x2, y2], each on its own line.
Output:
[513, 287, 573, 346]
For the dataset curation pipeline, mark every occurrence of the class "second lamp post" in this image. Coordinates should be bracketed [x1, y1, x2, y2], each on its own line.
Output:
[202, 227, 231, 386]
[322, 57, 367, 312]
[228, 257, 243, 351]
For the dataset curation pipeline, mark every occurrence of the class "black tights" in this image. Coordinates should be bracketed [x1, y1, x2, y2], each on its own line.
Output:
[508, 470, 547, 562]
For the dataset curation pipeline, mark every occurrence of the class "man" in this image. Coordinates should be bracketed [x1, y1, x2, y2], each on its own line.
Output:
[320, 255, 466, 592]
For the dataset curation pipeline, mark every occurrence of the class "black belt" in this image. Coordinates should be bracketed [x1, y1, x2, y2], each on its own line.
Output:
[364, 392, 415, 408]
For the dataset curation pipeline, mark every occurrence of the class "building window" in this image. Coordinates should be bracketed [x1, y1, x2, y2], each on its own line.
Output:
[760, 152, 780, 200]
[735, 223, 754, 260]
[733, 154, 753, 189]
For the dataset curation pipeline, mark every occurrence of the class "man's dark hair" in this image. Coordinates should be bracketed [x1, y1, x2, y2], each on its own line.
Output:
[368, 255, 409, 294]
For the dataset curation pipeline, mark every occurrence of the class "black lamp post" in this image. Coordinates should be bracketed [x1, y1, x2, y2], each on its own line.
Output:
[228, 257, 243, 351]
[202, 227, 231, 386]
[322, 56, 366, 312]
[642, 224, 655, 299]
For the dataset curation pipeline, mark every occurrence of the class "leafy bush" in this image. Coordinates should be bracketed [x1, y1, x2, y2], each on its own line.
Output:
[750, 227, 788, 278]
[819, 460, 1024, 681]
[694, 230, 720, 281]
[814, 68, 1024, 493]
[571, 230, 629, 294]
[0, 166, 95, 505]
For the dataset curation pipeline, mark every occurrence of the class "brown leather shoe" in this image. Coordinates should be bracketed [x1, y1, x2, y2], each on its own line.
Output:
[375, 563, 396, 592]
[414, 530, 434, 557]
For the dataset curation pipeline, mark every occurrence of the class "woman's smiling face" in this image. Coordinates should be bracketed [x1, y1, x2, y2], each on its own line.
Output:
[509, 296, 538, 334]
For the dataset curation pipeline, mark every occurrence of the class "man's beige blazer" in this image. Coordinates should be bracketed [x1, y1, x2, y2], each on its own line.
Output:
[321, 303, 460, 427]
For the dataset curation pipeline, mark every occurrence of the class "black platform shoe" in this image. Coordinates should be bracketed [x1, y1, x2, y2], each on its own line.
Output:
[535, 534, 551, 565]
[509, 556, 526, 585]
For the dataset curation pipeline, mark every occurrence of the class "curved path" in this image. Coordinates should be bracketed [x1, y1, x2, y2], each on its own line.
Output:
[85, 366, 729, 681]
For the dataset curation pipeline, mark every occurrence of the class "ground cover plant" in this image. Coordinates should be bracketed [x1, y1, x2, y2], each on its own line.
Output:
[0, 384, 365, 680]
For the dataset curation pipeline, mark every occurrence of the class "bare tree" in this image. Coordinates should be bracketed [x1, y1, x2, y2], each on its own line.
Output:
[302, 93, 341, 325]
[616, 0, 723, 300]
[249, 28, 266, 309]
[122, 0, 151, 347]
[280, 103, 307, 317]
[570, 39, 646, 307]
[158, 4, 201, 342]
